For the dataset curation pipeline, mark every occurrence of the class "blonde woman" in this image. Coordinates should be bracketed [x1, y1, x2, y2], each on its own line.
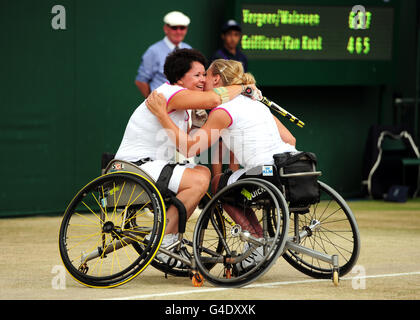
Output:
[146, 59, 297, 271]
[147, 58, 296, 179]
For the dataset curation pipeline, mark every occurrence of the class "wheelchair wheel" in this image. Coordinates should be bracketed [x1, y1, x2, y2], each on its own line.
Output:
[149, 192, 214, 278]
[283, 181, 361, 279]
[193, 178, 289, 288]
[59, 172, 166, 288]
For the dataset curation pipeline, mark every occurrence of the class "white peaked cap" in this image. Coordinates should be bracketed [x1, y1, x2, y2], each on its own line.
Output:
[163, 11, 190, 26]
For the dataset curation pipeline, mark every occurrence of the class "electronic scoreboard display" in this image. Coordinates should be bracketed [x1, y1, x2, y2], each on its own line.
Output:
[240, 5, 394, 60]
[233, 1, 396, 85]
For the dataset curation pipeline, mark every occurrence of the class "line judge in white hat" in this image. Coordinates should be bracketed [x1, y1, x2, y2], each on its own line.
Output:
[135, 11, 192, 98]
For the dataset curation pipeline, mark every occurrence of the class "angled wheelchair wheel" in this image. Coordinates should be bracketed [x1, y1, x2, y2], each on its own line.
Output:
[59, 172, 166, 288]
[283, 181, 361, 279]
[149, 192, 214, 278]
[193, 178, 289, 288]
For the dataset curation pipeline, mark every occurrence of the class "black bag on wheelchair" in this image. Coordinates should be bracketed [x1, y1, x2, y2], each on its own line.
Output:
[274, 151, 321, 207]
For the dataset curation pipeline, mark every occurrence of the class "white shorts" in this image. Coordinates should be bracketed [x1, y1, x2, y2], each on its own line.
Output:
[139, 160, 196, 194]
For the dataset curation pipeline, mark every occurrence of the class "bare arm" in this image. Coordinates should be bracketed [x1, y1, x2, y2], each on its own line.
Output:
[146, 91, 230, 157]
[167, 83, 261, 112]
[273, 115, 296, 146]
[135, 80, 151, 98]
[167, 85, 242, 111]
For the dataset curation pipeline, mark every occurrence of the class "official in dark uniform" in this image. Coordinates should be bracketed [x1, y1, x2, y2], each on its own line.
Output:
[210, 20, 248, 72]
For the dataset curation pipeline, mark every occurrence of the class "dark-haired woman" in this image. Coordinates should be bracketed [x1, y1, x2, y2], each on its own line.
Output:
[146, 58, 296, 271]
[115, 49, 252, 266]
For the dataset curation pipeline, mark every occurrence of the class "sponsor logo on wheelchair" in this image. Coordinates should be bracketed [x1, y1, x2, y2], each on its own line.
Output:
[262, 165, 273, 176]
[111, 162, 124, 171]
[241, 187, 266, 200]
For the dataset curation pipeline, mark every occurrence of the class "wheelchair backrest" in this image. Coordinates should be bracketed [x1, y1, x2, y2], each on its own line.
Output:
[274, 152, 321, 207]
[241, 152, 322, 207]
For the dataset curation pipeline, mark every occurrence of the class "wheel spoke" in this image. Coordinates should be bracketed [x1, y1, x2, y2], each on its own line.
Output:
[284, 181, 360, 278]
[59, 172, 165, 287]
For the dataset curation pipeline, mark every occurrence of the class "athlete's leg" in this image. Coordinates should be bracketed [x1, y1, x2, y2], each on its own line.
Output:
[211, 174, 263, 238]
[165, 165, 211, 235]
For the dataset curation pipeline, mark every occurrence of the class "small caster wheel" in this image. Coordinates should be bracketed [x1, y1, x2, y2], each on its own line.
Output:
[192, 272, 204, 287]
[332, 270, 339, 286]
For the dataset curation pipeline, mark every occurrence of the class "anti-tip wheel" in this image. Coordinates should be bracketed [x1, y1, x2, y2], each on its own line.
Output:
[333, 270, 339, 286]
[192, 272, 204, 287]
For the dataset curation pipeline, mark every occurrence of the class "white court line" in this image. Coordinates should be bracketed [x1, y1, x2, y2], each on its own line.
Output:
[105, 271, 420, 300]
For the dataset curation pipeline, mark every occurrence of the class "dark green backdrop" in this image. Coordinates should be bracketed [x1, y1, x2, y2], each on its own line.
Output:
[1, 0, 418, 217]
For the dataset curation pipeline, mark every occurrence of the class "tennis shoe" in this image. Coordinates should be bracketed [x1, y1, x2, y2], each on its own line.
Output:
[154, 233, 189, 269]
[235, 241, 265, 273]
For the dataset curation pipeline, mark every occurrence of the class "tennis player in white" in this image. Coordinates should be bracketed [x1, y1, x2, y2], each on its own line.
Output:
[146, 58, 297, 271]
[115, 50, 253, 266]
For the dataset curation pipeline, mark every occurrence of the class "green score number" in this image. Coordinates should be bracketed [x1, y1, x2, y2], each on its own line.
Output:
[347, 36, 370, 54]
[348, 11, 372, 30]
[347, 9, 371, 55]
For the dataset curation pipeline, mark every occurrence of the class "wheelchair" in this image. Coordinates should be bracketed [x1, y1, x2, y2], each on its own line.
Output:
[192, 153, 361, 287]
[58, 152, 360, 288]
[58, 157, 213, 288]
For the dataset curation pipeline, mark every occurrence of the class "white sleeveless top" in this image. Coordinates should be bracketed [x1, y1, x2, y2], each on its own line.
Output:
[115, 83, 189, 162]
[212, 95, 297, 171]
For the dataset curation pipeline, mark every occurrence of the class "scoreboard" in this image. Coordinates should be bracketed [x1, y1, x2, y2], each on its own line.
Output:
[240, 5, 394, 60]
[233, 1, 397, 85]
